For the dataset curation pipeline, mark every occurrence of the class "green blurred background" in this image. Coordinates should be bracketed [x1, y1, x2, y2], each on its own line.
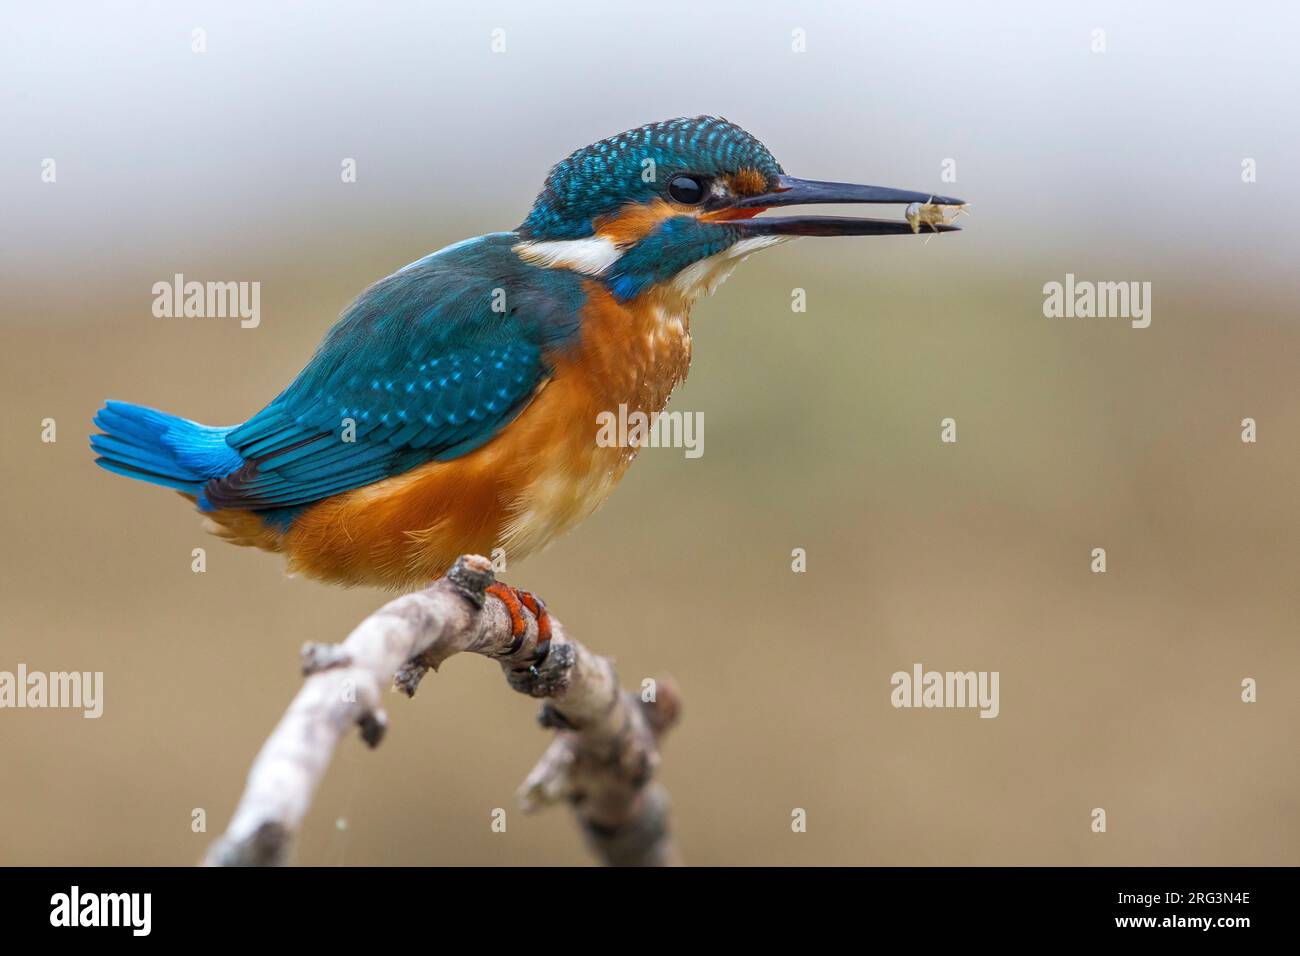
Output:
[2, 1, 1297, 865]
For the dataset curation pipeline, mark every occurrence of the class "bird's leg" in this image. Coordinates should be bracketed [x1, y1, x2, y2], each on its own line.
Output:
[485, 582, 553, 665]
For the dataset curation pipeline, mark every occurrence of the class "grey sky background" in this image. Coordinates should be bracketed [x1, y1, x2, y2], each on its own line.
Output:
[4, 0, 1298, 310]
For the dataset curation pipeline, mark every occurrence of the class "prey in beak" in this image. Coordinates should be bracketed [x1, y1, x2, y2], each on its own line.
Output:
[713, 174, 966, 237]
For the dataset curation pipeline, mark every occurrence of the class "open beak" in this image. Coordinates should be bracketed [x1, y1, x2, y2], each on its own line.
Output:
[725, 174, 966, 237]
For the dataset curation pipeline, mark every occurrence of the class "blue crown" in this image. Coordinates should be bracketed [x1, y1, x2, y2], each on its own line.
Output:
[519, 116, 782, 240]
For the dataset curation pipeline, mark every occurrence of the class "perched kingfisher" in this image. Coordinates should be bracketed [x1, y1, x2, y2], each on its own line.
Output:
[92, 116, 962, 639]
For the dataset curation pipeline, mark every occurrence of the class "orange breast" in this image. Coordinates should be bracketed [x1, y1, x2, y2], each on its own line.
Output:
[206, 282, 693, 589]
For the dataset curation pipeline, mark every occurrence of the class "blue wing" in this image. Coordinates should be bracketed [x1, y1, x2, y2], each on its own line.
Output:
[200, 234, 585, 514]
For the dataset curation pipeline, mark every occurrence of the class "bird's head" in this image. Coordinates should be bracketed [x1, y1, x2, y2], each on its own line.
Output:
[515, 116, 963, 306]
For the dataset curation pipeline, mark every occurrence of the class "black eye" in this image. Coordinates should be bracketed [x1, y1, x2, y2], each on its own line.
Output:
[668, 174, 707, 205]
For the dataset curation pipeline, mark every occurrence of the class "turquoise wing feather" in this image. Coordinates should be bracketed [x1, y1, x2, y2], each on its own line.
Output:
[202, 234, 585, 512]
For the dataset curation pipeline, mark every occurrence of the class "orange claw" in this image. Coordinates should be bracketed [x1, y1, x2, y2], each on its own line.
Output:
[486, 582, 527, 640]
[485, 583, 552, 661]
[516, 590, 553, 648]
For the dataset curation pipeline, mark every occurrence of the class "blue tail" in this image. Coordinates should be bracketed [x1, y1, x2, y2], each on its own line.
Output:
[91, 400, 245, 498]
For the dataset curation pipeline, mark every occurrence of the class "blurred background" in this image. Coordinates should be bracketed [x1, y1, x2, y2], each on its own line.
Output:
[2, 1, 1298, 865]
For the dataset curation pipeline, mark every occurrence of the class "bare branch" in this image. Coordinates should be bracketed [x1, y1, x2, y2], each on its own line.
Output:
[203, 555, 680, 866]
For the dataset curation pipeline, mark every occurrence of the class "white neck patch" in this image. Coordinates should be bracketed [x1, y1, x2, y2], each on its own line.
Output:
[513, 236, 621, 276]
[513, 231, 792, 305]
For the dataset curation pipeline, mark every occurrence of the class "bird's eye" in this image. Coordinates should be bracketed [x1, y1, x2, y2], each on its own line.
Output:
[668, 174, 707, 205]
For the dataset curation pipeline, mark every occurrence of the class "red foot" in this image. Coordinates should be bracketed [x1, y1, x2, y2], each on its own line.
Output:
[485, 583, 552, 662]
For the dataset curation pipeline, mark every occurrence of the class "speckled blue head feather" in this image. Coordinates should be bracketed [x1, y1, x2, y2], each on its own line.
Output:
[519, 116, 783, 241]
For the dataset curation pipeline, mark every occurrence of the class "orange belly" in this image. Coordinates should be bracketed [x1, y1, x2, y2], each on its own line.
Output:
[201, 282, 692, 588]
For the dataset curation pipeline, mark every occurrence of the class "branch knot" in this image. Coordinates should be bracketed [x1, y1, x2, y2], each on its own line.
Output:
[445, 554, 495, 607]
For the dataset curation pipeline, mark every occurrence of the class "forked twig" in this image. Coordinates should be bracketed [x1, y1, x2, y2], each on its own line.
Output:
[203, 555, 680, 866]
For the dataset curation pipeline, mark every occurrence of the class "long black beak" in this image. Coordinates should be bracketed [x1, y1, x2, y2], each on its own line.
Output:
[730, 175, 965, 237]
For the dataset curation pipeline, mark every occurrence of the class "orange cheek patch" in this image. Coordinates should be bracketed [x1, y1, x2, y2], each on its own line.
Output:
[593, 199, 679, 245]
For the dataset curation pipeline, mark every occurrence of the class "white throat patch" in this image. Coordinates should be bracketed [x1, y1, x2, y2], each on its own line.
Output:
[670, 235, 791, 302]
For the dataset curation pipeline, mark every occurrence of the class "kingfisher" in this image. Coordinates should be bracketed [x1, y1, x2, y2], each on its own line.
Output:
[92, 116, 962, 647]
